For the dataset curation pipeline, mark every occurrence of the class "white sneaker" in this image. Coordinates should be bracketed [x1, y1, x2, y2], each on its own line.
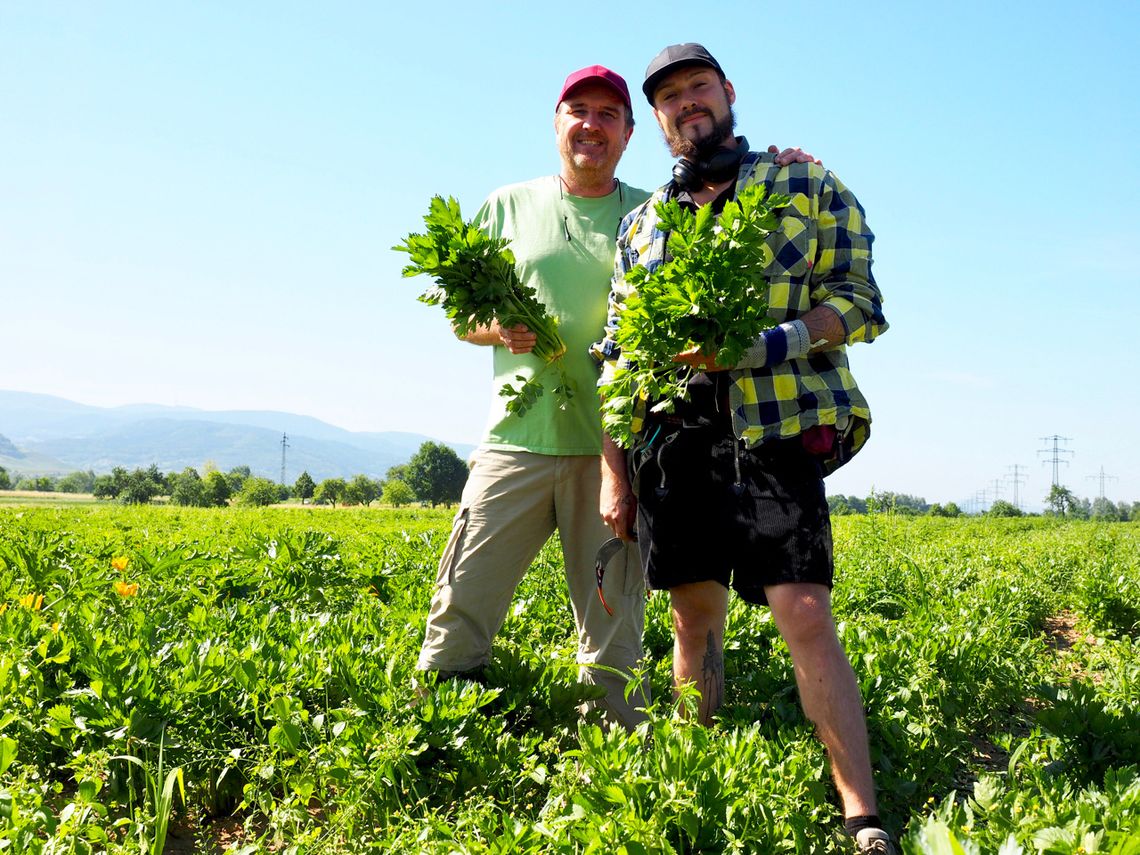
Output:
[855, 827, 898, 855]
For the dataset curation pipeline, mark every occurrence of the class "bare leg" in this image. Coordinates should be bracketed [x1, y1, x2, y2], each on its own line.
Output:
[766, 582, 878, 818]
[669, 580, 729, 724]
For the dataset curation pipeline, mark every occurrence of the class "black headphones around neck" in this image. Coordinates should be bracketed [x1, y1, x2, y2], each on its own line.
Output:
[671, 135, 749, 192]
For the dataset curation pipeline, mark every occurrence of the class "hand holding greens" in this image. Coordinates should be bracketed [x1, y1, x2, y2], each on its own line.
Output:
[600, 184, 790, 447]
[395, 195, 572, 416]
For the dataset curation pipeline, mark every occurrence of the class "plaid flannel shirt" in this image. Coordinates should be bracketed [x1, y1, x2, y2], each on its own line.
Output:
[592, 150, 887, 474]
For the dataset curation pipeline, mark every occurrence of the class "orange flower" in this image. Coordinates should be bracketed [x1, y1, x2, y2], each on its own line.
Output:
[19, 593, 44, 610]
[114, 581, 139, 598]
[111, 556, 129, 571]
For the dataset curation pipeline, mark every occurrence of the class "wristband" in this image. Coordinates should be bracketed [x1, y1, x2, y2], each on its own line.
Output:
[740, 319, 811, 368]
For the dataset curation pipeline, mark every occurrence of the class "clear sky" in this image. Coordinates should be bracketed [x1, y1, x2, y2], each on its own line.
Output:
[2, 1, 1138, 511]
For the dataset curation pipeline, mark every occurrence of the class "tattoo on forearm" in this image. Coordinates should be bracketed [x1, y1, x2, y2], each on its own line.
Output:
[804, 305, 844, 351]
[701, 629, 724, 714]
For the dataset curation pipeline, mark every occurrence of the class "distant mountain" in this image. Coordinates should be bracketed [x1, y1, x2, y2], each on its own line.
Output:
[0, 432, 75, 476]
[0, 434, 22, 458]
[0, 391, 475, 481]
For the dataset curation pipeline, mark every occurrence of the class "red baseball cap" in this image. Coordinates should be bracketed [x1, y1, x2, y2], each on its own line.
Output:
[557, 65, 632, 112]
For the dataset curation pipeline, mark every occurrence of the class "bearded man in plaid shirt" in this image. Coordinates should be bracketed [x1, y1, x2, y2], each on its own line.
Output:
[593, 43, 895, 854]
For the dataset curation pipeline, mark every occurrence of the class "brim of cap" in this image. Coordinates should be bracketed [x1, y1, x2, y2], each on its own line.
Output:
[642, 58, 718, 103]
[563, 77, 632, 111]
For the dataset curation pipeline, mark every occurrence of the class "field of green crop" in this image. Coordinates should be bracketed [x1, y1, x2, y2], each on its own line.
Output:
[1, 507, 1137, 853]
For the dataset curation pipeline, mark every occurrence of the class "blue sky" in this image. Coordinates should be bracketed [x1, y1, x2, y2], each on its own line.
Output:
[2, 1, 1137, 510]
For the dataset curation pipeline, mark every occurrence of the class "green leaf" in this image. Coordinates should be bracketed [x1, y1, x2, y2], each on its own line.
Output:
[270, 722, 303, 753]
[602, 784, 628, 805]
[0, 736, 17, 776]
[151, 766, 185, 855]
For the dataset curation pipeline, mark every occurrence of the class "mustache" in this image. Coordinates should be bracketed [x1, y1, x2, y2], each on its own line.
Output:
[674, 107, 713, 130]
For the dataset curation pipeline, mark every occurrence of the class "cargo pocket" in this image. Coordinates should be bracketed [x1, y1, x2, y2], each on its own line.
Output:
[622, 540, 646, 596]
[435, 506, 469, 588]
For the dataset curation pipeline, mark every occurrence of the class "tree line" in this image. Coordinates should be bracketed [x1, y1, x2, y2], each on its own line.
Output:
[829, 487, 1140, 521]
[5, 455, 1137, 520]
[0, 441, 469, 508]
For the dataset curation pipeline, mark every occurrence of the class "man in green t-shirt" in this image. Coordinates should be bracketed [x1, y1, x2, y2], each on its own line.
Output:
[416, 64, 816, 730]
[416, 65, 652, 728]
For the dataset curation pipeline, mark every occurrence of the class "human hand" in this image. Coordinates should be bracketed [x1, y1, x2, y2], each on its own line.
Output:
[673, 345, 727, 372]
[600, 446, 637, 541]
[497, 323, 537, 354]
[600, 481, 637, 542]
[767, 144, 822, 167]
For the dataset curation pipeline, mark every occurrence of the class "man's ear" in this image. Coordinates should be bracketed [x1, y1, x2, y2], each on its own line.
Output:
[724, 79, 736, 106]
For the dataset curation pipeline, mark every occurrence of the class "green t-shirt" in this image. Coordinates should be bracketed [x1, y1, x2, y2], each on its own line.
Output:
[475, 176, 650, 455]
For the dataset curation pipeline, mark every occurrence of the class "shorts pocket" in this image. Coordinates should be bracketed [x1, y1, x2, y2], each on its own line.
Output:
[435, 506, 469, 588]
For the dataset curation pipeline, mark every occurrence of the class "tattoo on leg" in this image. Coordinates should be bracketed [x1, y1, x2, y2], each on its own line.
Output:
[701, 629, 724, 716]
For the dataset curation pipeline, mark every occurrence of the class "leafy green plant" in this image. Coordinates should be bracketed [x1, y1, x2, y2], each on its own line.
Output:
[1036, 681, 1140, 785]
[600, 183, 789, 447]
[1, 508, 1139, 852]
[1073, 562, 1140, 637]
[395, 195, 572, 416]
[908, 763, 1140, 854]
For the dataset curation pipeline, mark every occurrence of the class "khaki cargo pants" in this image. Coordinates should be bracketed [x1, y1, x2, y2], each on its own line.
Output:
[417, 449, 648, 729]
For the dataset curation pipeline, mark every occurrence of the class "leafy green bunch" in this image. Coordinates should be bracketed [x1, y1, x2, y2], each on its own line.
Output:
[600, 183, 790, 447]
[394, 195, 571, 416]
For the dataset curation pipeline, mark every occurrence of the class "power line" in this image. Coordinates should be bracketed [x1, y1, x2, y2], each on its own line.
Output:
[1037, 435, 1073, 486]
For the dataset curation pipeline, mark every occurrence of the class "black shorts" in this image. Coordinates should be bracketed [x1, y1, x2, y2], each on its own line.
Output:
[631, 423, 833, 606]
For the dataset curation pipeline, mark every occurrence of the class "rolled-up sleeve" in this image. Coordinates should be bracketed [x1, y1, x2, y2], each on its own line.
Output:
[810, 171, 887, 345]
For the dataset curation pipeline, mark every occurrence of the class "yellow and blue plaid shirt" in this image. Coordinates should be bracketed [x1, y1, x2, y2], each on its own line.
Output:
[593, 150, 887, 473]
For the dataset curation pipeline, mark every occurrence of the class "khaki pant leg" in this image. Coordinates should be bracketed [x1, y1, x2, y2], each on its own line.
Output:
[555, 455, 649, 729]
[417, 450, 556, 673]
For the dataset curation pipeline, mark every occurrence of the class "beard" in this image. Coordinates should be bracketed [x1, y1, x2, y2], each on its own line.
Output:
[663, 105, 737, 159]
[559, 134, 621, 185]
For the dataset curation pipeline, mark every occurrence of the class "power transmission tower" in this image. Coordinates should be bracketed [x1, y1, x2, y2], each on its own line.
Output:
[990, 479, 1004, 503]
[280, 432, 290, 486]
[1086, 466, 1117, 499]
[1037, 435, 1073, 486]
[1006, 464, 1027, 510]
